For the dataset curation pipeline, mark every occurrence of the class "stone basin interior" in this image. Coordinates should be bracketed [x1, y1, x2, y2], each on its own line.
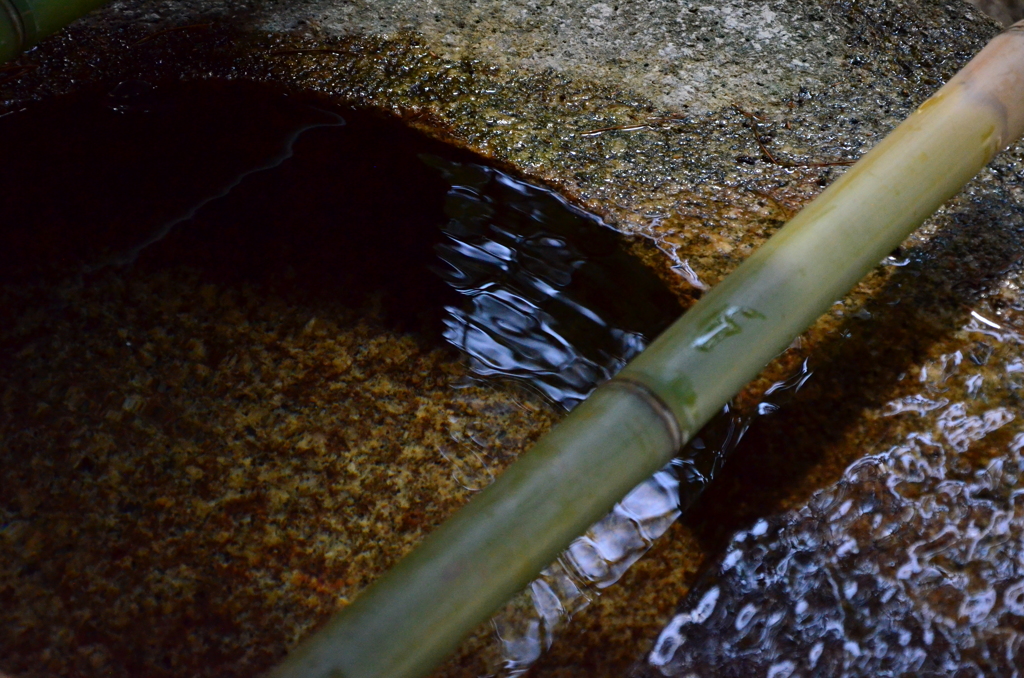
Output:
[0, 78, 695, 677]
[5, 0, 1024, 677]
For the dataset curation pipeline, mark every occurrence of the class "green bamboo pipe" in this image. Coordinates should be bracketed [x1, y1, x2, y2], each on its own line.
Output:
[0, 0, 110, 64]
[267, 23, 1024, 678]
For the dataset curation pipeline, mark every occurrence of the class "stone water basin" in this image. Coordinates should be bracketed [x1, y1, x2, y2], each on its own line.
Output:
[3, 0, 1024, 675]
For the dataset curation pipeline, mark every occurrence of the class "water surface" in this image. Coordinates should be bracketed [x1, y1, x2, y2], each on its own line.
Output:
[0, 79, 683, 678]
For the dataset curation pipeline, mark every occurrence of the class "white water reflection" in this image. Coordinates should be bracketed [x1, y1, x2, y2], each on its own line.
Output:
[486, 361, 813, 676]
[492, 469, 685, 676]
[639, 316, 1024, 677]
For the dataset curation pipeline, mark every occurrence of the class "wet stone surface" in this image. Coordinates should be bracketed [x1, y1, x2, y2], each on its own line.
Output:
[3, 0, 1024, 676]
[638, 314, 1024, 677]
[0, 81, 673, 677]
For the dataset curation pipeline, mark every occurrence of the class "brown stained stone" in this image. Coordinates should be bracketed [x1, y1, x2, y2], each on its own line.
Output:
[3, 0, 1024, 676]
[0, 266, 558, 677]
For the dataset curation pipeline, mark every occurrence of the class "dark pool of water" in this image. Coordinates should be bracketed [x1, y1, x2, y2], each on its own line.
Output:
[0, 78, 688, 678]
[0, 79, 680, 407]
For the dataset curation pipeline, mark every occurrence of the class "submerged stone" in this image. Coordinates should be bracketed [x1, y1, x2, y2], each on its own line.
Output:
[3, 0, 1024, 676]
[639, 328, 1024, 676]
[0, 79, 679, 677]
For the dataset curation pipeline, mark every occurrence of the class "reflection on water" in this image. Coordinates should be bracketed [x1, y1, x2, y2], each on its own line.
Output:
[426, 156, 780, 674]
[638, 313, 1024, 678]
[0, 79, 696, 677]
[430, 157, 680, 410]
[481, 362, 813, 676]
[423, 157, 693, 672]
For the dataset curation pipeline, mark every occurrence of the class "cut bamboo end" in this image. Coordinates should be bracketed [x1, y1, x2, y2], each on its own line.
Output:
[954, 21, 1024, 148]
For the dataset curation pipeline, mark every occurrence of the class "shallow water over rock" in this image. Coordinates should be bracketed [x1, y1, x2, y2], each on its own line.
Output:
[3, 0, 1024, 675]
[638, 314, 1024, 677]
[0, 81, 681, 678]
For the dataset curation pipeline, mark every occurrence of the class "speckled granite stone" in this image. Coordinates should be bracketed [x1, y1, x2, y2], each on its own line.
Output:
[3, 0, 1024, 676]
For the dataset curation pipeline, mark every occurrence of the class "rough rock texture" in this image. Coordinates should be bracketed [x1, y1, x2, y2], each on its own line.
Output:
[256, 0, 843, 114]
[0, 267, 558, 677]
[3, 0, 1024, 677]
[970, 0, 1024, 24]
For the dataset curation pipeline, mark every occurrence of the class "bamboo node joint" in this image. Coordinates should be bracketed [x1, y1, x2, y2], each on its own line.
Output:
[605, 376, 684, 452]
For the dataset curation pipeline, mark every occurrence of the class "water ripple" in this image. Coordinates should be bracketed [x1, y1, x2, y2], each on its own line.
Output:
[638, 321, 1024, 678]
[428, 156, 680, 410]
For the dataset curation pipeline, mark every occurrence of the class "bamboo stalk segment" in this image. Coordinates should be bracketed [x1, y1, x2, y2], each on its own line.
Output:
[0, 0, 110, 64]
[619, 23, 1024, 441]
[269, 386, 679, 678]
[271, 22, 1024, 678]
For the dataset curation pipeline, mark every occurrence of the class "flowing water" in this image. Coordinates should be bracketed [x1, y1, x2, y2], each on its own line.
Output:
[429, 156, 677, 411]
[7, 74, 1017, 678]
[636, 312, 1024, 677]
[0, 80, 692, 677]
